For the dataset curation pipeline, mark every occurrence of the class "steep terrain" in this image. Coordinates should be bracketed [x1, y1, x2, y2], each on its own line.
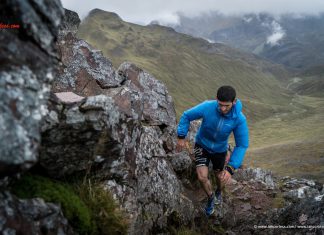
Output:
[1, 4, 323, 234]
[77, 9, 324, 183]
[77, 9, 292, 122]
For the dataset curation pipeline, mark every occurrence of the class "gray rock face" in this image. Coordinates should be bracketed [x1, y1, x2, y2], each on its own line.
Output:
[0, 2, 75, 235]
[279, 177, 322, 202]
[59, 9, 81, 34]
[169, 152, 192, 173]
[234, 167, 276, 189]
[0, 67, 49, 177]
[116, 62, 176, 127]
[40, 15, 192, 232]
[0, 191, 75, 235]
[54, 11, 122, 95]
[41, 85, 192, 234]
[0, 0, 64, 56]
[0, 0, 63, 179]
[40, 93, 140, 179]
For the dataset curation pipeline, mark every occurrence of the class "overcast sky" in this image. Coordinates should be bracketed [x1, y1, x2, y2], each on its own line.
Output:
[61, 0, 324, 25]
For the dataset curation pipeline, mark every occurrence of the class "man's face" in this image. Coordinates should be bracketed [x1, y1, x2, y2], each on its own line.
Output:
[217, 100, 234, 115]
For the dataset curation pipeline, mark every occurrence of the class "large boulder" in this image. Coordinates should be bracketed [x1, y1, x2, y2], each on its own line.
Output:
[0, 0, 63, 179]
[0, 1, 75, 234]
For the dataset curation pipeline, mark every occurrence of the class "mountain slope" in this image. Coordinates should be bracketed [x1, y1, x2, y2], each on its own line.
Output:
[77, 9, 291, 121]
[76, 9, 324, 182]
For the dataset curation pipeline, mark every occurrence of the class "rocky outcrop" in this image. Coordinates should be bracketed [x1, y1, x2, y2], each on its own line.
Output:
[0, 0, 63, 180]
[204, 168, 324, 235]
[0, 1, 75, 234]
[53, 9, 121, 96]
[41, 61, 191, 233]
[39, 11, 190, 233]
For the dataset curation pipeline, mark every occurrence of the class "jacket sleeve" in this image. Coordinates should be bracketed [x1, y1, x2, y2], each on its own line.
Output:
[229, 115, 249, 169]
[177, 101, 207, 138]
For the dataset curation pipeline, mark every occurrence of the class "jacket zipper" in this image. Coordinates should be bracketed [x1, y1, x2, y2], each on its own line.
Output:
[217, 116, 224, 132]
[212, 116, 224, 150]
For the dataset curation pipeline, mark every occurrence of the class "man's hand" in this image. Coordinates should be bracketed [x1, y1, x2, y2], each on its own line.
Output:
[219, 170, 232, 185]
[176, 139, 187, 152]
[225, 151, 231, 165]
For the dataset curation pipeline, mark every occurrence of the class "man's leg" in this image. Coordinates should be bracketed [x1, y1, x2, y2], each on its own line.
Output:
[196, 166, 213, 197]
[215, 171, 226, 194]
[196, 166, 215, 215]
[211, 151, 229, 205]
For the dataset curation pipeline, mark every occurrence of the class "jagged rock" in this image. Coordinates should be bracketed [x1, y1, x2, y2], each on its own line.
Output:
[279, 177, 322, 202]
[169, 152, 192, 173]
[283, 185, 320, 201]
[234, 167, 276, 189]
[0, 0, 64, 56]
[59, 9, 80, 34]
[281, 177, 317, 189]
[40, 94, 139, 178]
[187, 120, 201, 146]
[54, 10, 122, 95]
[0, 0, 63, 180]
[0, 191, 75, 234]
[55, 35, 120, 93]
[116, 62, 176, 127]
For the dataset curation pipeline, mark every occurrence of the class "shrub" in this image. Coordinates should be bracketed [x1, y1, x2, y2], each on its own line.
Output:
[74, 179, 128, 235]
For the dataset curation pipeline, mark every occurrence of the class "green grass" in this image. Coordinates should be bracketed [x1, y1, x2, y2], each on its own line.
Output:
[174, 229, 201, 235]
[74, 179, 128, 235]
[11, 174, 128, 235]
[246, 95, 324, 183]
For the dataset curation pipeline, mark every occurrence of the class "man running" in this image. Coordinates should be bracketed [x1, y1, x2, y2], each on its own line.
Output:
[176, 85, 249, 216]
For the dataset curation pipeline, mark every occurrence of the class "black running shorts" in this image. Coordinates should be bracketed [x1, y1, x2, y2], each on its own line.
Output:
[194, 143, 227, 171]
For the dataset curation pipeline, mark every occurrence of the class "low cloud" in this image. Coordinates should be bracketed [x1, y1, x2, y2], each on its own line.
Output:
[266, 21, 286, 46]
[153, 12, 180, 25]
[61, 0, 324, 25]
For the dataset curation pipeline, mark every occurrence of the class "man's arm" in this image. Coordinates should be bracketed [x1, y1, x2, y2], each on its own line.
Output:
[176, 101, 207, 152]
[228, 116, 249, 169]
[177, 101, 207, 139]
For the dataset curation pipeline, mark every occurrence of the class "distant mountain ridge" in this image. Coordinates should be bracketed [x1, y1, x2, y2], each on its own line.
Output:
[77, 9, 292, 122]
[173, 12, 324, 70]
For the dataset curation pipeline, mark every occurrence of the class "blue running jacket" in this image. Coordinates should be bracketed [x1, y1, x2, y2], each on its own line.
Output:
[177, 99, 249, 169]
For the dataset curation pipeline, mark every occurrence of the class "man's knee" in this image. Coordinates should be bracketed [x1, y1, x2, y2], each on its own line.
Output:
[196, 167, 209, 183]
[197, 174, 209, 183]
[215, 170, 225, 182]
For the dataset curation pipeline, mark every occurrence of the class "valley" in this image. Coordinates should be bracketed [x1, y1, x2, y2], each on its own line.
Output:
[77, 9, 324, 183]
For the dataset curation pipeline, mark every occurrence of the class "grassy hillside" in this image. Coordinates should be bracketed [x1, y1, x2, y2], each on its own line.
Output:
[76, 9, 324, 182]
[284, 65, 324, 97]
[246, 95, 324, 182]
[77, 9, 292, 122]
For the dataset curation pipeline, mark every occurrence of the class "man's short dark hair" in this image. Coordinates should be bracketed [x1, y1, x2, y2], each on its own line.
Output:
[217, 86, 236, 102]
